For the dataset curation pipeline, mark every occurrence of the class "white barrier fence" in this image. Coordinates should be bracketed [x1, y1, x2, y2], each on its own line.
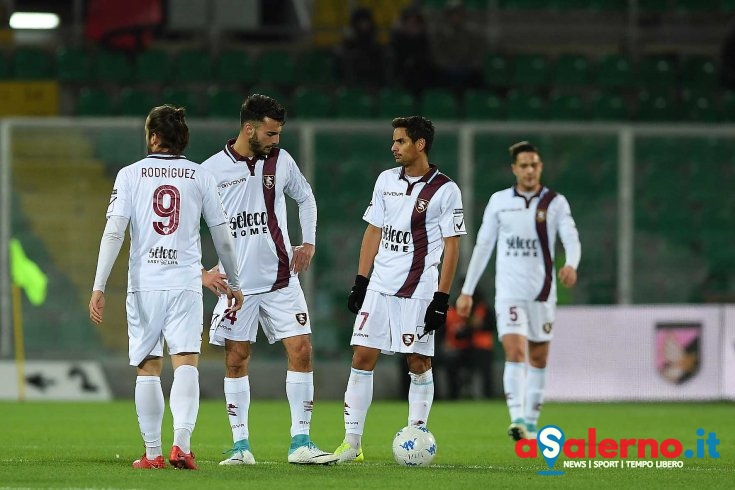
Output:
[547, 305, 735, 401]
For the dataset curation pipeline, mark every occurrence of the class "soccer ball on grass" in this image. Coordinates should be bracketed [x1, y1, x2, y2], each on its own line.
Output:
[392, 425, 437, 466]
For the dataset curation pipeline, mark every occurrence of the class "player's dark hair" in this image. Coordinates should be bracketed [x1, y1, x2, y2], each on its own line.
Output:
[392, 116, 434, 154]
[147, 105, 189, 155]
[509, 141, 538, 162]
[240, 94, 287, 127]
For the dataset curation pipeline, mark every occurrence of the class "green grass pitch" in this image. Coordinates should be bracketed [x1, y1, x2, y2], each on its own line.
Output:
[0, 400, 732, 489]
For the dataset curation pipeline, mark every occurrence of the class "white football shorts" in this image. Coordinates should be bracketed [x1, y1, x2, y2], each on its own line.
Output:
[209, 281, 311, 346]
[126, 289, 203, 366]
[494, 298, 556, 342]
[350, 290, 434, 356]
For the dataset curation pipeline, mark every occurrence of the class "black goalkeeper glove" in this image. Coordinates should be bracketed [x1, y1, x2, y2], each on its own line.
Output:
[423, 292, 450, 333]
[347, 275, 369, 314]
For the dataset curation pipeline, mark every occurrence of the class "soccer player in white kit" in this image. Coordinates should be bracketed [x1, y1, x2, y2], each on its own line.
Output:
[89, 105, 244, 470]
[456, 141, 581, 442]
[201, 94, 336, 465]
[334, 116, 466, 462]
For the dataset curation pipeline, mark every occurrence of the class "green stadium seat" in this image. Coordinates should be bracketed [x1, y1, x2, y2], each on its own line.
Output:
[377, 88, 415, 118]
[680, 56, 718, 92]
[56, 47, 91, 82]
[161, 88, 202, 116]
[256, 50, 296, 87]
[420, 89, 459, 119]
[552, 54, 590, 87]
[93, 50, 133, 83]
[549, 93, 587, 121]
[639, 54, 678, 90]
[135, 49, 172, 84]
[512, 53, 550, 88]
[119, 88, 156, 117]
[173, 49, 211, 83]
[207, 87, 242, 118]
[75, 87, 114, 116]
[12, 47, 51, 79]
[0, 53, 7, 79]
[590, 91, 629, 120]
[596, 54, 634, 89]
[724, 0, 735, 12]
[482, 53, 510, 88]
[720, 91, 735, 123]
[500, 0, 555, 9]
[681, 91, 719, 122]
[215, 49, 255, 84]
[292, 87, 333, 119]
[334, 87, 375, 118]
[296, 49, 338, 85]
[506, 91, 548, 120]
[637, 91, 682, 121]
[463, 90, 505, 120]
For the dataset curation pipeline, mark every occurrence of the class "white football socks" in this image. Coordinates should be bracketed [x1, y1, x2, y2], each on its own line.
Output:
[408, 369, 434, 427]
[525, 366, 547, 427]
[343, 368, 373, 449]
[135, 375, 164, 459]
[504, 361, 526, 422]
[286, 370, 313, 437]
[170, 365, 199, 453]
[224, 376, 251, 443]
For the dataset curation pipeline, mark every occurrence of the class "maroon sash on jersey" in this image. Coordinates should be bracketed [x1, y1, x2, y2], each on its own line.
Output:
[396, 173, 452, 298]
[534, 189, 558, 301]
[262, 148, 291, 291]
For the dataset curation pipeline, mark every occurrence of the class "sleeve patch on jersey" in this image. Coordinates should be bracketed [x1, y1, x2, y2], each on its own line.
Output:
[107, 189, 118, 213]
[453, 213, 466, 233]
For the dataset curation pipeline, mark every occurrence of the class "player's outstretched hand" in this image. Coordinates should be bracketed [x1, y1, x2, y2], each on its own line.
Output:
[228, 289, 244, 312]
[347, 275, 369, 314]
[202, 266, 229, 296]
[89, 290, 105, 325]
[424, 292, 450, 333]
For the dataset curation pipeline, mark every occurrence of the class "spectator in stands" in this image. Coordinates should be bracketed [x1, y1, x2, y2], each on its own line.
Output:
[428, 0, 485, 91]
[337, 7, 387, 87]
[443, 289, 495, 399]
[389, 6, 436, 93]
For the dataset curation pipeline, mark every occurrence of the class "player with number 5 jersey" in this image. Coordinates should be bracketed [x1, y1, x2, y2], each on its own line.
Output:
[89, 105, 243, 471]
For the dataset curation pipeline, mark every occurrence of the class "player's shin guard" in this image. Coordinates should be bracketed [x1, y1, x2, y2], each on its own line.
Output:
[170, 365, 199, 453]
[286, 371, 313, 437]
[224, 376, 251, 443]
[135, 376, 164, 459]
[344, 368, 373, 447]
[408, 369, 434, 427]
[525, 366, 547, 427]
[503, 362, 526, 423]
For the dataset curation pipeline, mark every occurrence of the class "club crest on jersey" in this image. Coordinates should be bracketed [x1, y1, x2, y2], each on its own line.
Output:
[536, 210, 547, 222]
[295, 313, 308, 326]
[543, 322, 553, 333]
[402, 334, 415, 346]
[415, 198, 429, 213]
[263, 174, 275, 189]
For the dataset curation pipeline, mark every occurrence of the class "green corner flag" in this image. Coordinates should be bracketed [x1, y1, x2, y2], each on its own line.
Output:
[9, 238, 47, 306]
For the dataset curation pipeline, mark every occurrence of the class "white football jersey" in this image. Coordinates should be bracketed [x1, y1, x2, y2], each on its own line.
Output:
[106, 153, 227, 292]
[201, 142, 316, 294]
[461, 186, 581, 301]
[363, 165, 466, 300]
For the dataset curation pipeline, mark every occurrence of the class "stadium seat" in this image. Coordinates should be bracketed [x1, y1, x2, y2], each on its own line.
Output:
[482, 53, 510, 88]
[549, 93, 587, 121]
[680, 56, 718, 92]
[256, 50, 296, 87]
[12, 47, 51, 79]
[296, 49, 339, 85]
[506, 90, 548, 120]
[93, 50, 133, 83]
[639, 54, 678, 90]
[511, 53, 550, 88]
[681, 91, 719, 122]
[595, 54, 634, 89]
[134, 49, 172, 83]
[119, 87, 156, 117]
[636, 91, 682, 122]
[377, 88, 415, 118]
[161, 88, 202, 116]
[173, 49, 211, 83]
[334, 87, 375, 118]
[75, 87, 114, 116]
[590, 91, 629, 120]
[420, 89, 459, 119]
[463, 90, 506, 120]
[292, 87, 333, 119]
[56, 47, 91, 82]
[248, 85, 287, 105]
[0, 54, 7, 79]
[215, 49, 255, 84]
[207, 87, 242, 118]
[552, 54, 590, 88]
[720, 91, 735, 123]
